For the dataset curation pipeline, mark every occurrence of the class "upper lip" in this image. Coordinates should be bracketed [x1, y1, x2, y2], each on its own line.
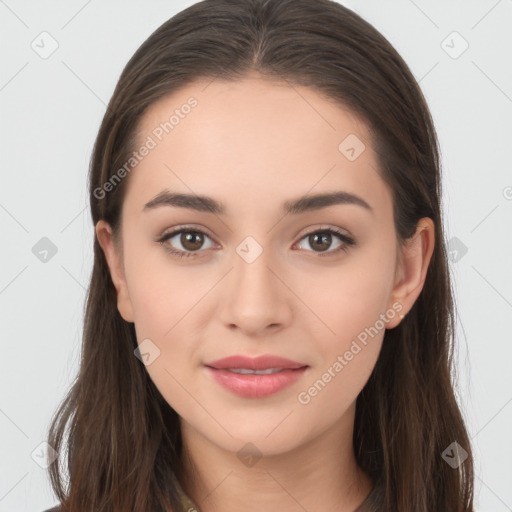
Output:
[205, 355, 308, 370]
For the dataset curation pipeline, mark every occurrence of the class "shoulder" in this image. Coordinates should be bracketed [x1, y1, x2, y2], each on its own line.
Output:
[42, 507, 61, 512]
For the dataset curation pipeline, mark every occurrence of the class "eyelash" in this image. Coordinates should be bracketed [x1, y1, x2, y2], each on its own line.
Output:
[156, 225, 356, 259]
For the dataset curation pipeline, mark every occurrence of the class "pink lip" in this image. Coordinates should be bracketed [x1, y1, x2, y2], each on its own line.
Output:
[204, 354, 309, 398]
[205, 354, 307, 370]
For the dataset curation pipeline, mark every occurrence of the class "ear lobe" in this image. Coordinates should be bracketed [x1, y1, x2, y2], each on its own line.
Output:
[386, 217, 435, 329]
[95, 220, 135, 323]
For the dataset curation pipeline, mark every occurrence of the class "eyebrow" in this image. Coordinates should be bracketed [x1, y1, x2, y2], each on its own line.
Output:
[143, 189, 373, 216]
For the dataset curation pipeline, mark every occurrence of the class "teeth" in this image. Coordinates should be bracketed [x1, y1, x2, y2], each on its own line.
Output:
[227, 368, 285, 375]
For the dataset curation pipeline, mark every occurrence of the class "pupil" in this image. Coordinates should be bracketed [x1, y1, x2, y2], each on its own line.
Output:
[311, 232, 331, 251]
[182, 232, 203, 251]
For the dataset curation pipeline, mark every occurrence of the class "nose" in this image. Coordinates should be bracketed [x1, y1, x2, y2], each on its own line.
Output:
[219, 244, 293, 336]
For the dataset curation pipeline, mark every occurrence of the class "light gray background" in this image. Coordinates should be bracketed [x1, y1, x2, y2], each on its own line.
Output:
[1, 1, 511, 511]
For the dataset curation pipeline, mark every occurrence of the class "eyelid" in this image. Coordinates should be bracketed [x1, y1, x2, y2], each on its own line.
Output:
[158, 224, 217, 241]
[156, 224, 219, 256]
[296, 224, 353, 241]
[293, 225, 355, 256]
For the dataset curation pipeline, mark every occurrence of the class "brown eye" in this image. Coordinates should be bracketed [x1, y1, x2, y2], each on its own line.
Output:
[296, 228, 355, 256]
[180, 231, 205, 251]
[308, 232, 332, 252]
[157, 228, 215, 257]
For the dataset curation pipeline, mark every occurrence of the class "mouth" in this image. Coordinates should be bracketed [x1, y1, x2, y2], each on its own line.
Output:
[204, 354, 309, 398]
[205, 354, 307, 371]
[212, 367, 304, 375]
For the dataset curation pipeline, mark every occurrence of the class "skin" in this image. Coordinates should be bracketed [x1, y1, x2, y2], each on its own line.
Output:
[96, 72, 435, 512]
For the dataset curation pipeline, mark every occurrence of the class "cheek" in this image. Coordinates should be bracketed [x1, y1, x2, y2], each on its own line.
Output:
[301, 244, 396, 344]
[295, 268, 390, 417]
[123, 238, 207, 338]
[124, 250, 206, 416]
[296, 339, 381, 429]
[124, 244, 211, 408]
[295, 242, 395, 397]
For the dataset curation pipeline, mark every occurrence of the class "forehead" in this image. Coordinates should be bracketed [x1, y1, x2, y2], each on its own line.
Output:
[123, 75, 391, 218]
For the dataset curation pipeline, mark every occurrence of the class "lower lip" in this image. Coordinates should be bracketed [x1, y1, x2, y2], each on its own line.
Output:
[204, 366, 308, 398]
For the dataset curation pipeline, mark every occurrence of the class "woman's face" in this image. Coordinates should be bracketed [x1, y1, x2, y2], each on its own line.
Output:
[98, 74, 415, 457]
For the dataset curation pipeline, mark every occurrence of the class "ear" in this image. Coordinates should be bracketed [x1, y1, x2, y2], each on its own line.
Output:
[386, 217, 435, 329]
[95, 220, 134, 323]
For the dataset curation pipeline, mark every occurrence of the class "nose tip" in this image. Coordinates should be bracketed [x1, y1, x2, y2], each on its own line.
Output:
[220, 254, 292, 336]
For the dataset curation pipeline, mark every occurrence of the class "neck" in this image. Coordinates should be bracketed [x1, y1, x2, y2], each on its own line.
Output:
[178, 403, 374, 512]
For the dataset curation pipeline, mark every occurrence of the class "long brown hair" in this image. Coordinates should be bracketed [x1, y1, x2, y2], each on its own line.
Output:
[46, 0, 474, 510]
